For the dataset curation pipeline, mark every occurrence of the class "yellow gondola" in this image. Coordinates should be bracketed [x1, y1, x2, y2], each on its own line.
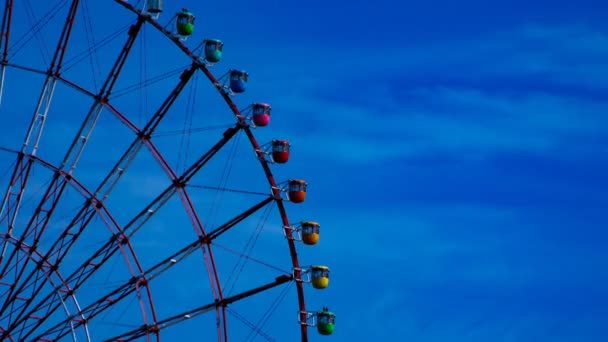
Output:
[311, 266, 330, 289]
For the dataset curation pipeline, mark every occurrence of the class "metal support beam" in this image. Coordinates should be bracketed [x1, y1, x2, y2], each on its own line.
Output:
[33, 194, 273, 340]
[0, 155, 154, 341]
[104, 275, 293, 342]
[0, 0, 15, 104]
[0, 17, 148, 336]
[3, 127, 240, 338]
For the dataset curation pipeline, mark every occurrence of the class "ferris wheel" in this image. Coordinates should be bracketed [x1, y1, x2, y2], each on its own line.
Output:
[0, 0, 336, 340]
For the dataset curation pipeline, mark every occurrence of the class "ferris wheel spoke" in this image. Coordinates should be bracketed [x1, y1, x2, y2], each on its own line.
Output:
[0, 0, 14, 104]
[205, 196, 274, 242]
[47, 0, 80, 75]
[162, 125, 241, 187]
[211, 243, 290, 276]
[59, 18, 144, 175]
[94, 17, 144, 99]
[189, 184, 271, 197]
[152, 124, 235, 137]
[138, 64, 198, 136]
[0, 0, 14, 65]
[103, 274, 293, 342]
[95, 63, 198, 201]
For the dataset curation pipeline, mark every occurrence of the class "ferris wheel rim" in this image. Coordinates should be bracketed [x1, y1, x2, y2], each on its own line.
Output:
[111, 1, 310, 339]
[0, 0, 311, 340]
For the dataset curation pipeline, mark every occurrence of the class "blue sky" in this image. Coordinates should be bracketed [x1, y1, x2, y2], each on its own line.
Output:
[0, 0, 607, 341]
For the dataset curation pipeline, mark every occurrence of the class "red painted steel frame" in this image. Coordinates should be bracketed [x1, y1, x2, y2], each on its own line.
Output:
[56, 71, 229, 340]
[2, 1, 311, 340]
[0, 0, 13, 64]
[0, 1, 88, 337]
[56, 20, 229, 339]
[0, 0, 80, 275]
[0, 153, 155, 341]
[0, 2, 158, 339]
[49, 0, 80, 75]
[30, 195, 274, 341]
[114, 1, 310, 340]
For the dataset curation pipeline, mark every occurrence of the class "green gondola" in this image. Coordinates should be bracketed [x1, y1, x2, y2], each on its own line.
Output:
[317, 308, 335, 335]
[177, 9, 195, 36]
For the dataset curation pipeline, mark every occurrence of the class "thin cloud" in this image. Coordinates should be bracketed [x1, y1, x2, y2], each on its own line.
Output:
[248, 25, 608, 164]
[271, 85, 608, 163]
